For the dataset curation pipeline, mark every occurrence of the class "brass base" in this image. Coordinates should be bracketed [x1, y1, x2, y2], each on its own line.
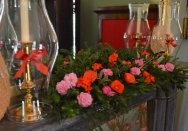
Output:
[6, 101, 52, 123]
[15, 104, 41, 122]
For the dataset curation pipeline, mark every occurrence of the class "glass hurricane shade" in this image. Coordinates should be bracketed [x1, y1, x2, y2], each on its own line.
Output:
[124, 3, 150, 50]
[0, 0, 58, 96]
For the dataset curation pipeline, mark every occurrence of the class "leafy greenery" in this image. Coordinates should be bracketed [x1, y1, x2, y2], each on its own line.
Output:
[47, 45, 188, 120]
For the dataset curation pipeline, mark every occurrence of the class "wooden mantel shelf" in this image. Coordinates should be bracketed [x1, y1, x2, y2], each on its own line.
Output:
[0, 88, 176, 131]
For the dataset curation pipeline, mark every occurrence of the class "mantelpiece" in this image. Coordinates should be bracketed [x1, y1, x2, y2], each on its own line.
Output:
[0, 88, 176, 131]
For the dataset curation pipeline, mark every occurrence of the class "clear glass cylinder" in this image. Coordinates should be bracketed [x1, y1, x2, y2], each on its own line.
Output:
[150, 1, 182, 56]
[124, 3, 150, 50]
[150, 1, 171, 54]
[0, 0, 17, 120]
[8, 0, 59, 93]
[0, 0, 18, 77]
[0, 0, 59, 123]
[170, 1, 182, 57]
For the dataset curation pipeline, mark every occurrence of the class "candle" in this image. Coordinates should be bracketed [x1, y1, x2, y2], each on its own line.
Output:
[37, 100, 41, 115]
[21, 101, 25, 120]
[136, 7, 141, 34]
[32, 101, 36, 115]
[20, 0, 30, 42]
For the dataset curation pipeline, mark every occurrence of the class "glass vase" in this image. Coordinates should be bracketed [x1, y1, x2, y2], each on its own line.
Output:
[123, 3, 150, 51]
[0, 0, 59, 123]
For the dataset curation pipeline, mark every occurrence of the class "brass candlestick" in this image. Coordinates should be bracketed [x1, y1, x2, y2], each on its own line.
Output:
[14, 42, 40, 122]
[6, 42, 52, 123]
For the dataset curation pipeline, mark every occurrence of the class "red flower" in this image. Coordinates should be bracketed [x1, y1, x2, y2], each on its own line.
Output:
[141, 50, 150, 57]
[121, 60, 132, 67]
[110, 80, 124, 94]
[77, 77, 93, 93]
[124, 73, 136, 84]
[142, 71, 155, 84]
[108, 53, 118, 65]
[152, 61, 158, 67]
[77, 70, 97, 92]
[165, 34, 177, 47]
[92, 63, 103, 71]
[83, 70, 97, 83]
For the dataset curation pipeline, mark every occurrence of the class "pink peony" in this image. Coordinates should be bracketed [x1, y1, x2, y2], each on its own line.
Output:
[102, 68, 113, 77]
[130, 67, 141, 75]
[135, 59, 144, 67]
[102, 86, 116, 97]
[158, 64, 166, 71]
[165, 63, 175, 72]
[56, 80, 70, 95]
[64, 73, 78, 88]
[77, 92, 93, 107]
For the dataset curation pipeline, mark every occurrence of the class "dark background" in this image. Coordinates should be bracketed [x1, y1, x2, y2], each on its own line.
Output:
[46, 0, 80, 51]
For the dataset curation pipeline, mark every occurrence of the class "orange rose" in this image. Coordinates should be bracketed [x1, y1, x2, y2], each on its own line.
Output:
[76, 70, 97, 93]
[83, 70, 97, 83]
[152, 61, 158, 67]
[124, 73, 136, 84]
[110, 80, 124, 94]
[92, 63, 103, 71]
[142, 71, 150, 77]
[108, 53, 118, 65]
[144, 75, 155, 84]
[142, 71, 155, 84]
[141, 50, 150, 57]
[121, 60, 132, 67]
[77, 77, 93, 93]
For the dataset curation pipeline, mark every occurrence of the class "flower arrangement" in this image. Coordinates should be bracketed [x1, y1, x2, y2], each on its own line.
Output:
[47, 44, 188, 119]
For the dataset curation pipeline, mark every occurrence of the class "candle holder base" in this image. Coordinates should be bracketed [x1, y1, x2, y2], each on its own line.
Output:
[6, 101, 52, 123]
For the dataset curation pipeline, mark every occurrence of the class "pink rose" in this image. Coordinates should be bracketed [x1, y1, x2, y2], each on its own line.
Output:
[102, 86, 116, 97]
[158, 64, 166, 71]
[135, 59, 144, 67]
[165, 63, 175, 72]
[56, 80, 70, 95]
[64, 73, 78, 88]
[130, 67, 141, 75]
[102, 68, 113, 77]
[77, 92, 93, 107]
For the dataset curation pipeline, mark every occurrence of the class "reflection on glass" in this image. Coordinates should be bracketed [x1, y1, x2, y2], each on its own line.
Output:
[124, 3, 150, 51]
